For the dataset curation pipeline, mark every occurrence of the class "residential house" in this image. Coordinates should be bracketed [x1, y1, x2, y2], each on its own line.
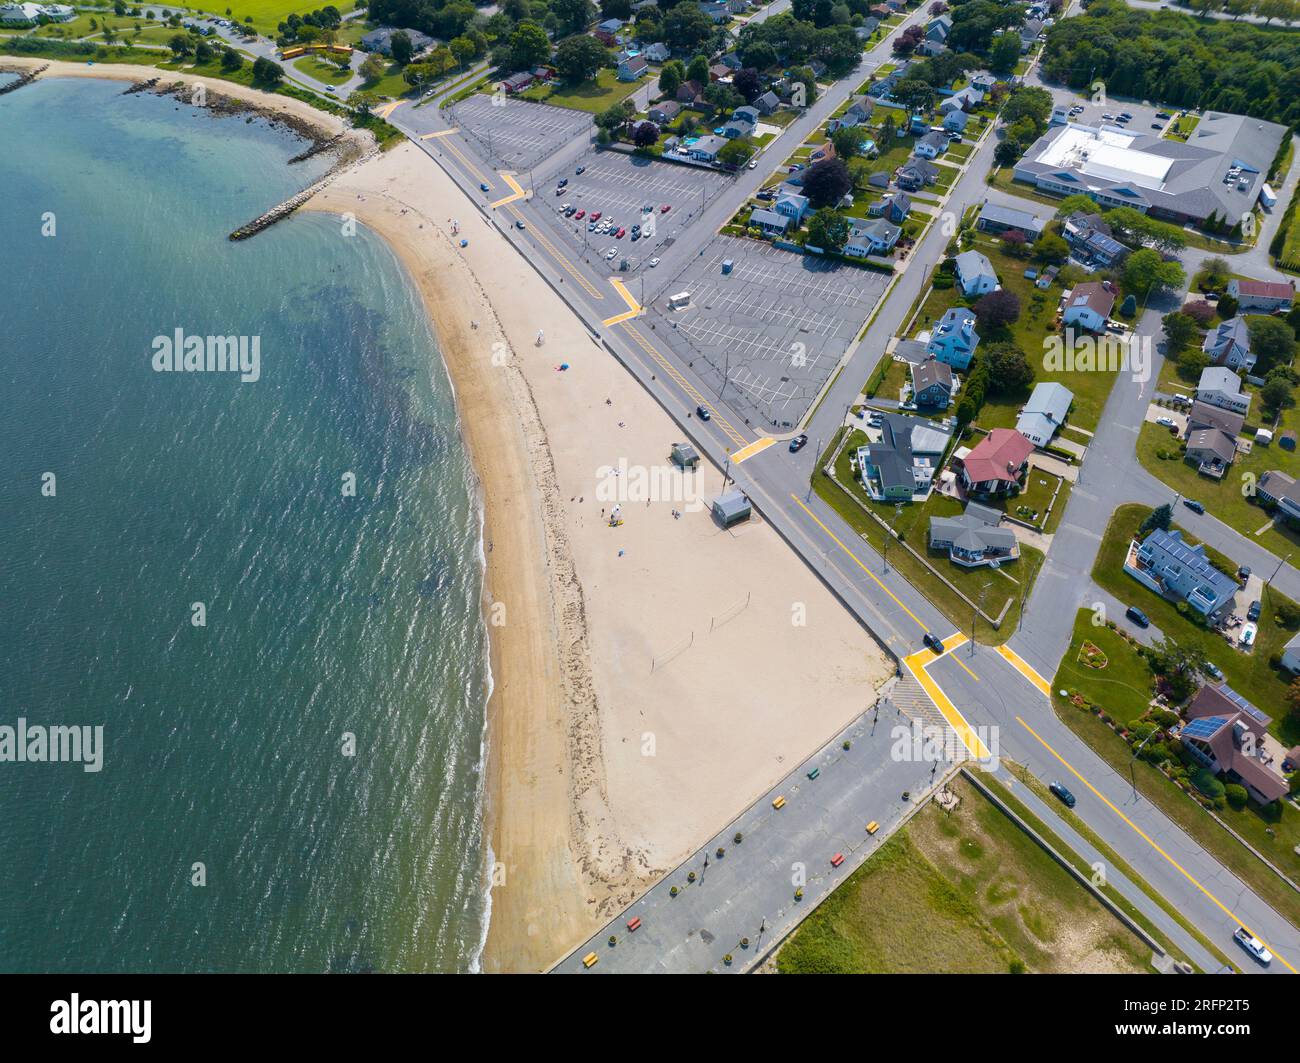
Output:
[720, 51, 745, 70]
[943, 109, 970, 134]
[1257, 469, 1300, 523]
[914, 131, 948, 159]
[925, 13, 952, 40]
[844, 218, 902, 256]
[954, 250, 997, 297]
[926, 307, 980, 369]
[1125, 527, 1238, 618]
[1283, 630, 1300, 673]
[855, 17, 881, 39]
[856, 413, 954, 501]
[1202, 316, 1255, 371]
[709, 63, 731, 81]
[896, 159, 939, 190]
[910, 357, 954, 409]
[648, 101, 681, 124]
[753, 90, 781, 115]
[721, 115, 756, 138]
[734, 105, 760, 124]
[0, 1, 39, 20]
[676, 80, 706, 104]
[617, 56, 649, 81]
[884, 191, 912, 224]
[643, 42, 671, 62]
[868, 170, 891, 190]
[1016, 382, 1073, 447]
[809, 141, 837, 164]
[916, 39, 947, 57]
[500, 71, 535, 95]
[1020, 17, 1046, 49]
[1227, 278, 1295, 313]
[1196, 366, 1252, 416]
[929, 503, 1019, 568]
[1185, 427, 1238, 477]
[942, 85, 984, 111]
[1061, 281, 1115, 333]
[955, 428, 1034, 495]
[688, 134, 728, 162]
[700, 2, 730, 22]
[361, 26, 434, 55]
[976, 203, 1044, 242]
[1061, 211, 1126, 267]
[1178, 685, 1291, 805]
[598, 17, 624, 33]
[774, 192, 810, 225]
[748, 208, 791, 235]
[593, 28, 617, 45]
[969, 71, 998, 93]
[1186, 400, 1244, 438]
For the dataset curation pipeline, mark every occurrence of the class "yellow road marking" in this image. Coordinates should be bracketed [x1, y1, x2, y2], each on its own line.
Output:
[490, 172, 526, 208]
[1016, 715, 1295, 974]
[900, 636, 990, 759]
[732, 437, 776, 464]
[377, 99, 404, 119]
[508, 205, 603, 299]
[601, 309, 641, 326]
[620, 324, 749, 449]
[997, 644, 1052, 696]
[438, 135, 490, 187]
[601, 278, 643, 325]
[791, 495, 924, 630]
[419, 128, 459, 139]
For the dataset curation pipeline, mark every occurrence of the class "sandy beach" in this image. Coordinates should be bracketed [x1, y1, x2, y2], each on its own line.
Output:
[13, 56, 895, 970]
[306, 143, 895, 971]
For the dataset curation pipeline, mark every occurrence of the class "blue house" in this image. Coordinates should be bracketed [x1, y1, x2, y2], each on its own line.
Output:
[925, 307, 979, 370]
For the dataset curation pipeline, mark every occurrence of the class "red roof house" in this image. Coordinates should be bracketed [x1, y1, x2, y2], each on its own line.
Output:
[957, 428, 1034, 495]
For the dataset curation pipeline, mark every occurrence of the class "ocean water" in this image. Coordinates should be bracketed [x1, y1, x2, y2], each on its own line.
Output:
[0, 78, 491, 972]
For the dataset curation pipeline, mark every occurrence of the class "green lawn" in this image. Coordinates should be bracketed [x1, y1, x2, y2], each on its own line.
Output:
[1275, 181, 1300, 274]
[293, 54, 351, 85]
[777, 774, 1152, 973]
[813, 429, 1044, 644]
[186, 0, 316, 33]
[1163, 114, 1200, 141]
[1092, 504, 1300, 730]
[1053, 609, 1300, 927]
[358, 62, 410, 99]
[517, 68, 640, 113]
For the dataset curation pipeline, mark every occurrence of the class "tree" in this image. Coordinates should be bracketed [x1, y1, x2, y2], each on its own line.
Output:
[360, 52, 385, 81]
[1262, 373, 1295, 412]
[601, 0, 632, 16]
[349, 90, 380, 116]
[686, 53, 710, 86]
[220, 45, 242, 71]
[1000, 230, 1029, 258]
[555, 35, 608, 85]
[389, 28, 413, 65]
[1181, 300, 1216, 327]
[1054, 194, 1099, 218]
[1120, 293, 1137, 317]
[733, 67, 763, 102]
[1200, 257, 1232, 291]
[632, 120, 659, 147]
[552, 0, 594, 34]
[989, 30, 1019, 75]
[716, 137, 753, 167]
[801, 157, 851, 208]
[509, 20, 550, 71]
[194, 38, 213, 63]
[973, 288, 1021, 329]
[1140, 504, 1172, 535]
[658, 59, 684, 98]
[1122, 248, 1184, 296]
[1178, 347, 1210, 378]
[806, 207, 850, 251]
[1216, 294, 1239, 320]
[1031, 233, 1069, 266]
[1148, 637, 1210, 702]
[893, 24, 923, 55]
[1247, 316, 1297, 375]
[449, 36, 475, 68]
[1161, 311, 1199, 356]
[892, 78, 934, 122]
[251, 56, 283, 85]
[982, 342, 1035, 394]
[168, 32, 192, 56]
[1001, 86, 1052, 129]
[663, 4, 715, 53]
[830, 126, 862, 160]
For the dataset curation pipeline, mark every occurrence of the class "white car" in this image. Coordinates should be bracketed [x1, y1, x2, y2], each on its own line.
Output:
[1234, 927, 1272, 965]
[605, 248, 618, 260]
[747, 160, 757, 169]
[648, 257, 660, 268]
[1155, 416, 1176, 428]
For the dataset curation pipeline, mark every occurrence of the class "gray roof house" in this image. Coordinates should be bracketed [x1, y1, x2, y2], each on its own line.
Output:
[856, 413, 954, 501]
[1125, 527, 1238, 617]
[1011, 111, 1289, 226]
[911, 357, 954, 409]
[897, 159, 939, 190]
[753, 90, 780, 114]
[976, 203, 1044, 241]
[748, 207, 791, 234]
[844, 218, 901, 256]
[361, 26, 434, 55]
[914, 131, 949, 159]
[954, 249, 997, 296]
[930, 503, 1019, 568]
[688, 134, 729, 162]
[1197, 366, 1252, 415]
[1015, 382, 1073, 447]
[712, 490, 752, 527]
[1202, 316, 1255, 372]
[648, 100, 681, 124]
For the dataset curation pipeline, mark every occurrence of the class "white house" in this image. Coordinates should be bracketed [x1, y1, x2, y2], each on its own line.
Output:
[926, 307, 980, 370]
[1202, 316, 1254, 371]
[643, 42, 671, 62]
[688, 135, 728, 162]
[844, 218, 901, 256]
[1227, 277, 1295, 312]
[1061, 281, 1115, 333]
[1016, 382, 1073, 447]
[953, 250, 997, 297]
[913, 131, 948, 159]
[1196, 366, 1252, 416]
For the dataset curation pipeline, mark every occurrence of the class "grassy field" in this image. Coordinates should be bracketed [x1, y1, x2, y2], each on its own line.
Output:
[1092, 504, 1300, 731]
[294, 54, 350, 85]
[777, 774, 1153, 973]
[516, 68, 641, 113]
[912, 233, 1122, 434]
[813, 429, 1044, 644]
[186, 0, 323, 33]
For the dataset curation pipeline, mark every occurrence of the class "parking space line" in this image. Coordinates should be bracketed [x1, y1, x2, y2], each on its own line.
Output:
[1016, 715, 1296, 975]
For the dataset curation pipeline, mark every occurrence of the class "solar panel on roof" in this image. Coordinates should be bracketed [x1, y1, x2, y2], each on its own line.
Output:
[1218, 684, 1271, 725]
[1182, 716, 1229, 740]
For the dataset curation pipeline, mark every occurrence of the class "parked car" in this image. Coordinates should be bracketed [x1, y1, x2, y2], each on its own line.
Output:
[1238, 565, 1251, 581]
[615, 227, 626, 238]
[1151, 121, 1164, 129]
[695, 404, 711, 421]
[604, 248, 617, 260]
[1125, 606, 1150, 628]
[660, 204, 672, 213]
[1248, 600, 1262, 622]
[574, 209, 585, 220]
[748, 160, 757, 169]
[1183, 499, 1205, 514]
[1155, 416, 1176, 428]
[575, 165, 585, 175]
[590, 211, 601, 221]
[1204, 661, 1223, 680]
[558, 178, 568, 187]
[648, 257, 660, 268]
[1156, 111, 1172, 120]
[922, 632, 944, 654]
[1234, 927, 1273, 966]
[789, 433, 808, 453]
[1049, 781, 1076, 808]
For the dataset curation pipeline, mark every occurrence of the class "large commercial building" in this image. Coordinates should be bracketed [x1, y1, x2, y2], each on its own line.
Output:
[1012, 112, 1287, 226]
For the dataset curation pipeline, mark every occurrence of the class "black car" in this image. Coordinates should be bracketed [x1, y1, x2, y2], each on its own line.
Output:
[695, 405, 711, 421]
[1126, 606, 1150, 628]
[576, 166, 585, 175]
[558, 177, 568, 187]
[1248, 600, 1262, 622]
[1183, 499, 1205, 514]
[789, 433, 808, 453]
[1049, 781, 1077, 808]
[1238, 565, 1251, 581]
[922, 632, 944, 654]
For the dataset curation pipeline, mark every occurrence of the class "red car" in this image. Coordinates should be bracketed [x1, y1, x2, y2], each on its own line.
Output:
[590, 211, 602, 221]
[831, 852, 845, 868]
[615, 227, 626, 238]
[660, 204, 671, 213]
[574, 209, 585, 220]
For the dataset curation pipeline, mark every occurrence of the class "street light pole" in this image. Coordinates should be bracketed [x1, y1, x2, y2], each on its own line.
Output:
[1129, 728, 1157, 802]
[1267, 553, 1293, 589]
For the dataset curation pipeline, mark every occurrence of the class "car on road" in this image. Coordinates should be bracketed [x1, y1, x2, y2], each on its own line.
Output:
[514, 219, 525, 229]
[922, 632, 944, 654]
[574, 209, 585, 220]
[1049, 781, 1077, 808]
[1183, 499, 1205, 514]
[1125, 605, 1150, 628]
[789, 433, 808, 453]
[480, 183, 490, 192]
[648, 256, 660, 267]
[615, 227, 626, 238]
[696, 404, 711, 421]
[1155, 416, 1176, 428]
[1234, 927, 1273, 966]
[1248, 600, 1262, 622]
[748, 160, 757, 169]
[1238, 565, 1251, 581]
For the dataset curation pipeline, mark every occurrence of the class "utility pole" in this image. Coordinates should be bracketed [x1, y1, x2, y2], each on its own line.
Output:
[883, 503, 902, 573]
[1267, 553, 1293, 589]
[805, 438, 822, 503]
[971, 584, 987, 656]
[1129, 728, 1157, 802]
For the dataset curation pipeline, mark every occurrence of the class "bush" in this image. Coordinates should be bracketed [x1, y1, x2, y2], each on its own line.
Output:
[1190, 767, 1224, 801]
[1224, 783, 1248, 810]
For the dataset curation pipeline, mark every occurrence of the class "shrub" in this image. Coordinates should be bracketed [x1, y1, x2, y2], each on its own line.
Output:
[1190, 767, 1224, 801]
[1224, 784, 1248, 810]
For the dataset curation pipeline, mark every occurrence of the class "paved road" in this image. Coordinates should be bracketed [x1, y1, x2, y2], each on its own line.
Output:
[377, 4, 1300, 975]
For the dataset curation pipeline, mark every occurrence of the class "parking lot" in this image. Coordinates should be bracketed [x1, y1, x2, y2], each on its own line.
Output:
[648, 238, 888, 429]
[446, 93, 593, 172]
[527, 153, 733, 275]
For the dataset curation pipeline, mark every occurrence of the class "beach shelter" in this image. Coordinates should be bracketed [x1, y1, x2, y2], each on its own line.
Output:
[671, 443, 700, 468]
[711, 490, 751, 528]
